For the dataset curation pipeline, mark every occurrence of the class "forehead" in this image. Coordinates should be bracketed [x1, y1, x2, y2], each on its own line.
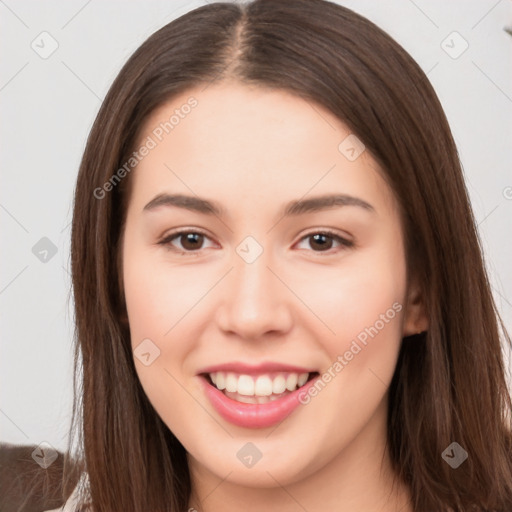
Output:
[138, 82, 345, 161]
[128, 82, 397, 217]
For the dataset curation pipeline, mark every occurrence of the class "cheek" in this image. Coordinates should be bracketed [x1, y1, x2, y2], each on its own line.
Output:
[122, 248, 206, 433]
[290, 245, 406, 448]
[293, 241, 407, 372]
[122, 244, 215, 409]
[123, 246, 206, 346]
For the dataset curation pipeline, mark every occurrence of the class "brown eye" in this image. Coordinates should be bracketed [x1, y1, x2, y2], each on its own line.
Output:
[158, 230, 214, 253]
[296, 231, 354, 253]
[309, 233, 334, 251]
[179, 232, 205, 251]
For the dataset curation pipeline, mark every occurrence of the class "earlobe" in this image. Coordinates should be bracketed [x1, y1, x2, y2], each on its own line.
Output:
[402, 281, 429, 337]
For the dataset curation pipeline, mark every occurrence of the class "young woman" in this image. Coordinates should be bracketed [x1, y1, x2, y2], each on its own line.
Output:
[38, 0, 512, 510]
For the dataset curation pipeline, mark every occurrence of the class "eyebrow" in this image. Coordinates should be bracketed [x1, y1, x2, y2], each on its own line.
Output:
[143, 193, 375, 217]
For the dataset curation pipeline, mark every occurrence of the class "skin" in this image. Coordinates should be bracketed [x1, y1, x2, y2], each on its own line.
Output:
[121, 81, 428, 512]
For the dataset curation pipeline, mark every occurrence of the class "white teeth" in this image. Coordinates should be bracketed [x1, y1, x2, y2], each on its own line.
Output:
[208, 371, 312, 397]
[272, 375, 286, 394]
[254, 375, 273, 396]
[297, 372, 309, 387]
[238, 375, 255, 395]
[215, 372, 225, 390]
[225, 372, 238, 392]
[233, 393, 259, 404]
[285, 373, 298, 391]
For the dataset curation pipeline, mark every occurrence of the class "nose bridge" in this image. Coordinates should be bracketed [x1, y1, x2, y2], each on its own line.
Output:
[216, 239, 292, 338]
[233, 248, 274, 306]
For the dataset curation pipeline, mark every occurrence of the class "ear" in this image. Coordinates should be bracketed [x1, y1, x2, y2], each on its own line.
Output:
[402, 278, 429, 336]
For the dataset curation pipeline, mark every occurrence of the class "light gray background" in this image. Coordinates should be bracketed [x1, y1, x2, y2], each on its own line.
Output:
[1, 0, 511, 452]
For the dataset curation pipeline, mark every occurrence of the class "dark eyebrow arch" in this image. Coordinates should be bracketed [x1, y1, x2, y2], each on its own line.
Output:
[283, 194, 375, 215]
[143, 193, 375, 217]
[143, 193, 224, 215]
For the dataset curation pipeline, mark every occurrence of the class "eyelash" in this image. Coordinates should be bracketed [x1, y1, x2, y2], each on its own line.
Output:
[157, 228, 354, 256]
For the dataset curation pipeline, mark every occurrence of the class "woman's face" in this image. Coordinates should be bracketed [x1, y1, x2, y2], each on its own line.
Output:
[121, 82, 425, 488]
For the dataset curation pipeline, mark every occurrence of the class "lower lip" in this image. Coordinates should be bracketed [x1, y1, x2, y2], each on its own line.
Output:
[200, 375, 319, 429]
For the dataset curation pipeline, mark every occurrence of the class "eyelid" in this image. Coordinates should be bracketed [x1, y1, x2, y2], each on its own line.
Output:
[298, 227, 353, 244]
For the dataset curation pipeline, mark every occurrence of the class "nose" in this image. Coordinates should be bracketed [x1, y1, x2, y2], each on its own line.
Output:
[215, 249, 293, 341]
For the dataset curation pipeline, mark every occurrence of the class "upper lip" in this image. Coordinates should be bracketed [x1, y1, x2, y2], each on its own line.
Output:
[197, 361, 317, 376]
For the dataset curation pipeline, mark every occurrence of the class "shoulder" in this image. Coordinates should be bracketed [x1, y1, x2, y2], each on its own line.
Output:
[42, 481, 78, 512]
[43, 471, 91, 512]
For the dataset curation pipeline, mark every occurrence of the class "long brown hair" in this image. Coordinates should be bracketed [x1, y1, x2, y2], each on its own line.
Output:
[62, 0, 512, 510]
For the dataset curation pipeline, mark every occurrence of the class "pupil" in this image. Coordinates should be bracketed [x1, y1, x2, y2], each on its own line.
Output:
[182, 233, 203, 250]
[311, 234, 332, 251]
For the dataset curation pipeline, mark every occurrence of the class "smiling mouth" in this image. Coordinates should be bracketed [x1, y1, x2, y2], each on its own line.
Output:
[201, 371, 320, 405]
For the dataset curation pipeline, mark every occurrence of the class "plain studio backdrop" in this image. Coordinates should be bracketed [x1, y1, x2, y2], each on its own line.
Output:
[1, 0, 511, 452]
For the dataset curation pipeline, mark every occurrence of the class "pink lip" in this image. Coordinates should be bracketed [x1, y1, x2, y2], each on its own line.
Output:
[199, 373, 320, 429]
[197, 361, 315, 375]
